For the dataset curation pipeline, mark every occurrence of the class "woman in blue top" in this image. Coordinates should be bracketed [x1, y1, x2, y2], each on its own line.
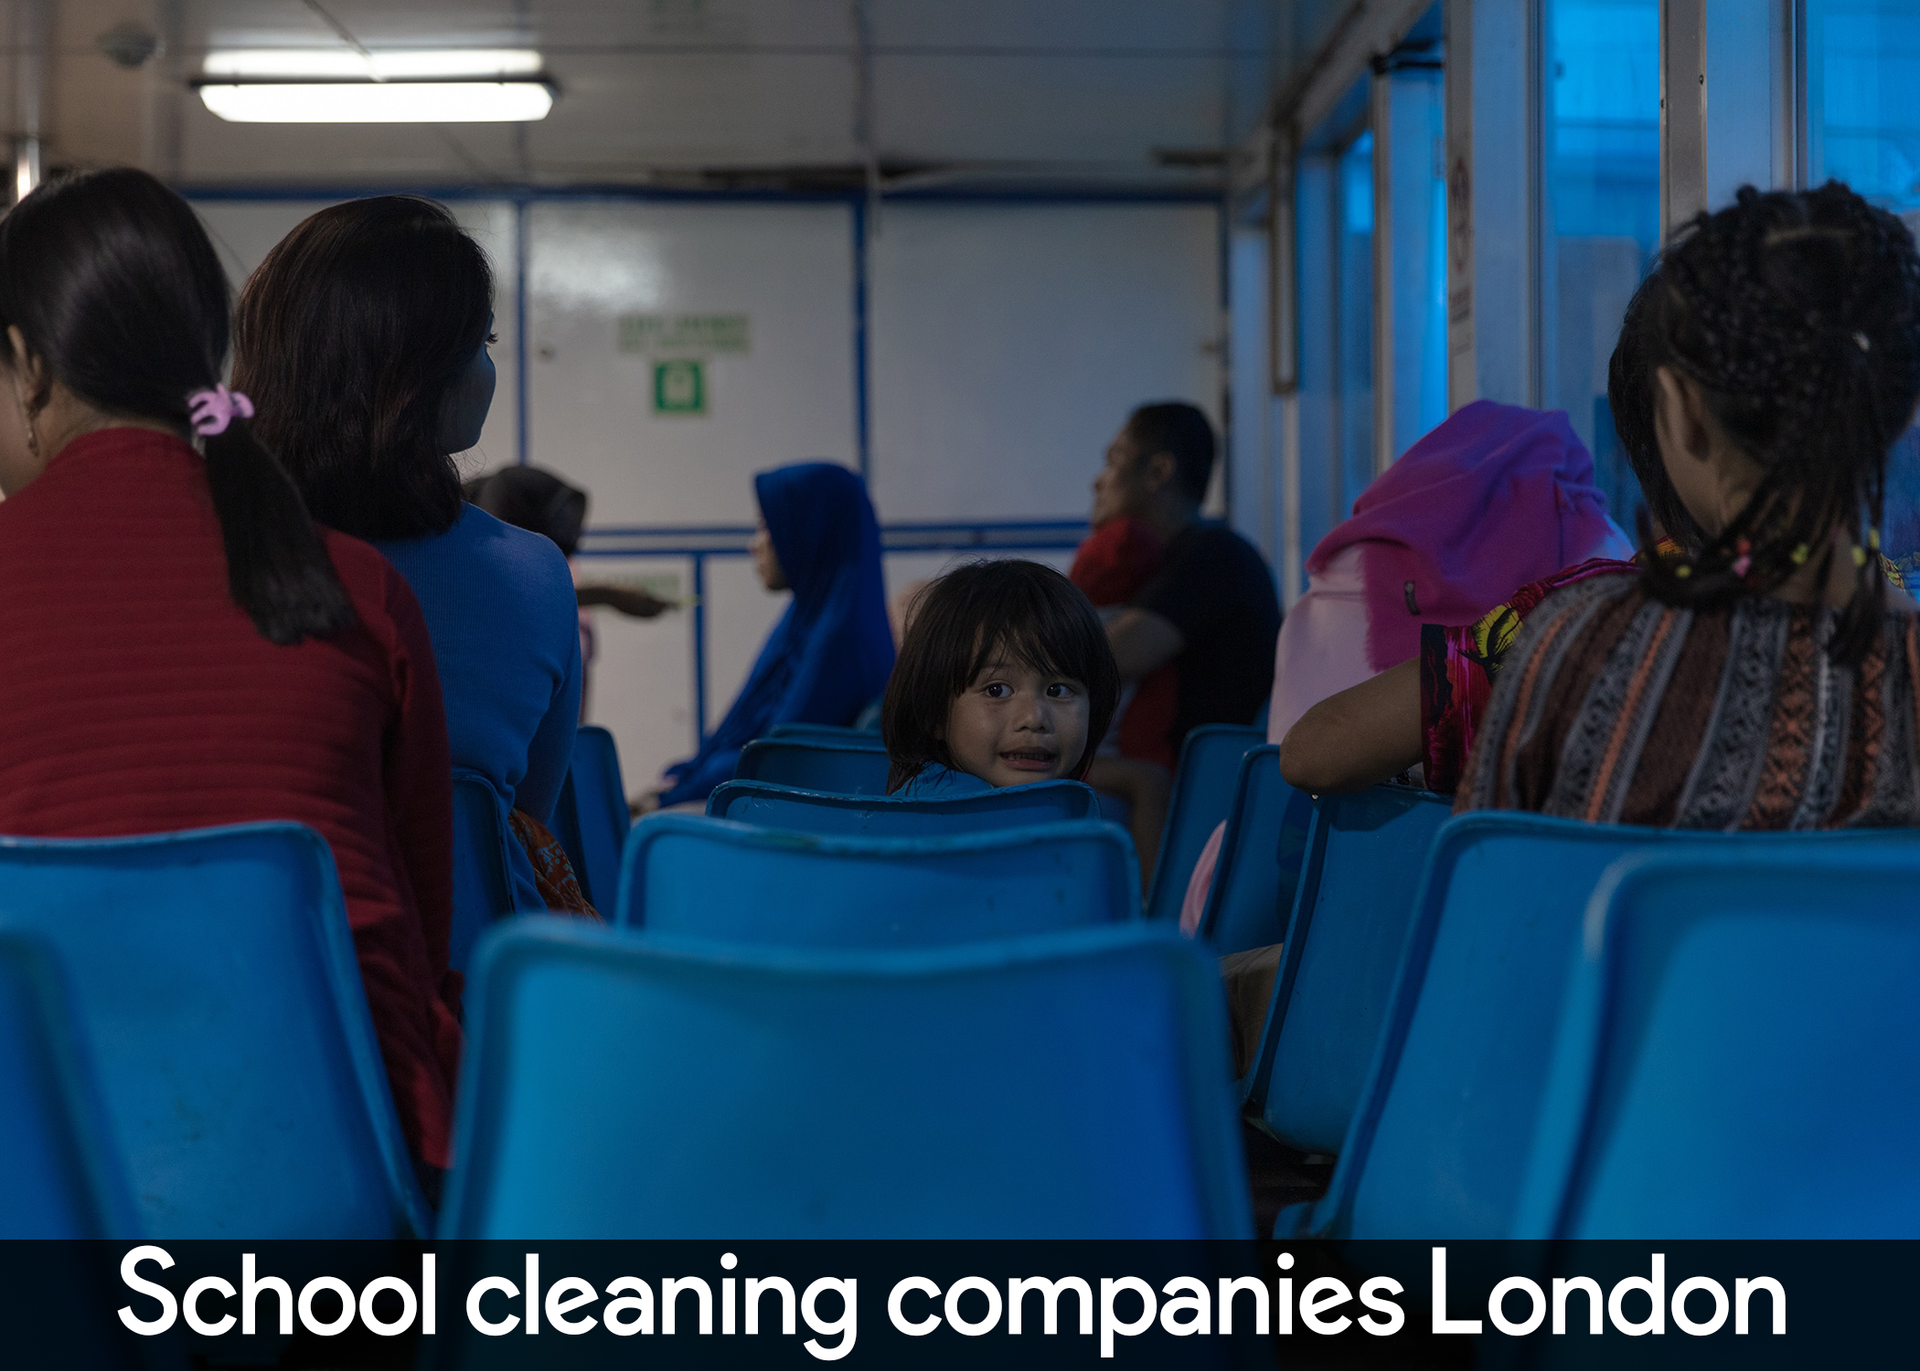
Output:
[234, 197, 582, 914]
[643, 462, 895, 809]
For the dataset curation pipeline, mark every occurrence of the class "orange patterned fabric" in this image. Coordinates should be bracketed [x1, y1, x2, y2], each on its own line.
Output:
[506, 809, 601, 920]
[1458, 574, 1920, 831]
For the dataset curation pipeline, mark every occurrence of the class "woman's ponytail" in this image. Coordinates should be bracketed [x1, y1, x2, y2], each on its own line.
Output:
[0, 169, 360, 646]
[200, 412, 356, 645]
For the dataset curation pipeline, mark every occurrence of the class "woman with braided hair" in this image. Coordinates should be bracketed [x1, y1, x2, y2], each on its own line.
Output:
[1458, 181, 1920, 828]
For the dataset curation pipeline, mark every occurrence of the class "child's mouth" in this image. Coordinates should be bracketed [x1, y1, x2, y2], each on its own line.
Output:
[1000, 748, 1057, 772]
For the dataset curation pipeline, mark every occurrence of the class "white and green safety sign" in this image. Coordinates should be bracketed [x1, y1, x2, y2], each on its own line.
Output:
[620, 313, 749, 355]
[652, 358, 706, 415]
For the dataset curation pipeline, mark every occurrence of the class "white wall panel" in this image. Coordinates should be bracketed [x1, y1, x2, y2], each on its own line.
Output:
[700, 556, 796, 743]
[523, 201, 858, 527]
[577, 556, 696, 793]
[869, 203, 1224, 524]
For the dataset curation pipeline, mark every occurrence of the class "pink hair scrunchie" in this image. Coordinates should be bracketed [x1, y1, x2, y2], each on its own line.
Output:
[187, 385, 255, 437]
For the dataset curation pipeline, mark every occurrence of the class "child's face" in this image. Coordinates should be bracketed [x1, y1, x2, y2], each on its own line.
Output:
[944, 655, 1091, 787]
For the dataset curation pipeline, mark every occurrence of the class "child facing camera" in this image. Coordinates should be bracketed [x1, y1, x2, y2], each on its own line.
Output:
[882, 560, 1120, 797]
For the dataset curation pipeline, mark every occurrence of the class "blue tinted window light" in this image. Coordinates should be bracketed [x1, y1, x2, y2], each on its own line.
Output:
[1543, 0, 1660, 533]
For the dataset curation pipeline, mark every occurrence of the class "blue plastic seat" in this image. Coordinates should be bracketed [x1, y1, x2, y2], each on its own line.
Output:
[707, 777, 1102, 835]
[734, 738, 892, 794]
[440, 920, 1251, 1237]
[556, 724, 629, 908]
[1281, 816, 1920, 1239]
[617, 815, 1137, 947]
[1196, 746, 1312, 954]
[0, 934, 136, 1239]
[1245, 786, 1451, 1149]
[1514, 845, 1920, 1239]
[766, 721, 885, 747]
[0, 824, 430, 1237]
[0, 936, 173, 1366]
[449, 769, 518, 977]
[1144, 723, 1266, 922]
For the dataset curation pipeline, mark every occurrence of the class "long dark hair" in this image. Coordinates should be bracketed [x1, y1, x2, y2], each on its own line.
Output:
[234, 196, 493, 541]
[1635, 182, 1920, 660]
[1607, 263, 1703, 548]
[0, 168, 353, 645]
[881, 559, 1120, 792]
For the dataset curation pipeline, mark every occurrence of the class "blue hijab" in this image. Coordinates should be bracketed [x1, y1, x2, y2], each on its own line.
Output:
[659, 462, 894, 804]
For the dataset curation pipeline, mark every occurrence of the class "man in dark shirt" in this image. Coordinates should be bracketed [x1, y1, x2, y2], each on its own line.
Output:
[1093, 401, 1282, 755]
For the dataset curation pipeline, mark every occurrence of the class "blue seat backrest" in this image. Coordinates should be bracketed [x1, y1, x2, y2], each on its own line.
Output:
[0, 824, 429, 1238]
[1250, 786, 1451, 1154]
[0, 934, 174, 1366]
[1514, 844, 1920, 1239]
[441, 921, 1252, 1238]
[734, 739, 892, 795]
[1297, 816, 1920, 1239]
[449, 770, 518, 977]
[766, 722, 885, 747]
[564, 725, 630, 908]
[707, 778, 1101, 835]
[1196, 746, 1312, 955]
[1145, 724, 1266, 922]
[617, 815, 1139, 947]
[0, 934, 135, 1239]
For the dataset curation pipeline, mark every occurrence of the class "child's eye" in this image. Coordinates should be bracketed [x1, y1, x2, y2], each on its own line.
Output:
[1046, 682, 1079, 700]
[982, 682, 1012, 699]
[486, 332, 500, 347]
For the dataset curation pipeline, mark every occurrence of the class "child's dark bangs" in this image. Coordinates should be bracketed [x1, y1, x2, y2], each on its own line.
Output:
[967, 600, 1090, 686]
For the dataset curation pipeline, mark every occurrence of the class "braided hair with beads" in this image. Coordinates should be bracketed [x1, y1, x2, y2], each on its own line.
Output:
[1634, 181, 1920, 663]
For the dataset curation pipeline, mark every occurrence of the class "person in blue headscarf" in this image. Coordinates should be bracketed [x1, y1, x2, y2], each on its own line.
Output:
[640, 462, 895, 809]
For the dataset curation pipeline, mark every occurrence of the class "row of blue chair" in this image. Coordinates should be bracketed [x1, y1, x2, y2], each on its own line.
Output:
[1236, 793, 1920, 1240]
[0, 724, 1243, 1239]
[433, 724, 1236, 1238]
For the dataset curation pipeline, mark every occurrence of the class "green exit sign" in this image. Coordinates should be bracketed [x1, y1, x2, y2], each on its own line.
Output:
[652, 358, 706, 416]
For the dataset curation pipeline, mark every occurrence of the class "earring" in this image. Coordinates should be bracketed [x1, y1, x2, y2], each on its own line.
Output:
[19, 400, 37, 458]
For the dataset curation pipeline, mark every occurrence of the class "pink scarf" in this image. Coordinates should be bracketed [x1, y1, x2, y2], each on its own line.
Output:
[1304, 400, 1624, 673]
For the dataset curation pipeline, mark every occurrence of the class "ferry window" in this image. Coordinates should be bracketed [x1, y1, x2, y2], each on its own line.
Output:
[1806, 0, 1920, 219]
[1540, 0, 1660, 530]
[1806, 0, 1920, 583]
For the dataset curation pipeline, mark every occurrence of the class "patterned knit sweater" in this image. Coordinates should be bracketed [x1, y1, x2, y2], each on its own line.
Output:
[1458, 568, 1920, 829]
[0, 428, 463, 1167]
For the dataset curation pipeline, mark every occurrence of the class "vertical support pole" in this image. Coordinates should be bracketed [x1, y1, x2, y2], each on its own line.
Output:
[515, 197, 532, 465]
[1444, 0, 1476, 411]
[1216, 194, 1234, 521]
[1444, 0, 1538, 410]
[1661, 0, 1709, 236]
[851, 196, 872, 481]
[690, 554, 708, 746]
[1778, 0, 1805, 191]
[12, 0, 48, 204]
[1269, 132, 1298, 398]
[1371, 69, 1396, 478]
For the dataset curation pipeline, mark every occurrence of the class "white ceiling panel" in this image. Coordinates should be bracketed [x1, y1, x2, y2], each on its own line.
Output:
[22, 0, 1356, 185]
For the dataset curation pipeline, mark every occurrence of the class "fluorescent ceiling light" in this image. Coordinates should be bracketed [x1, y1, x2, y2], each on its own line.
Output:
[197, 80, 554, 123]
[203, 49, 543, 79]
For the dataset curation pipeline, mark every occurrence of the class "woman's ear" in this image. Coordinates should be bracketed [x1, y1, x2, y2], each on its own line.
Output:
[1143, 450, 1179, 496]
[1652, 365, 1713, 464]
[7, 325, 51, 413]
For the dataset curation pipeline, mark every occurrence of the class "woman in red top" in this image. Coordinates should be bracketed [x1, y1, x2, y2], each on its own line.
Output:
[0, 169, 462, 1179]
